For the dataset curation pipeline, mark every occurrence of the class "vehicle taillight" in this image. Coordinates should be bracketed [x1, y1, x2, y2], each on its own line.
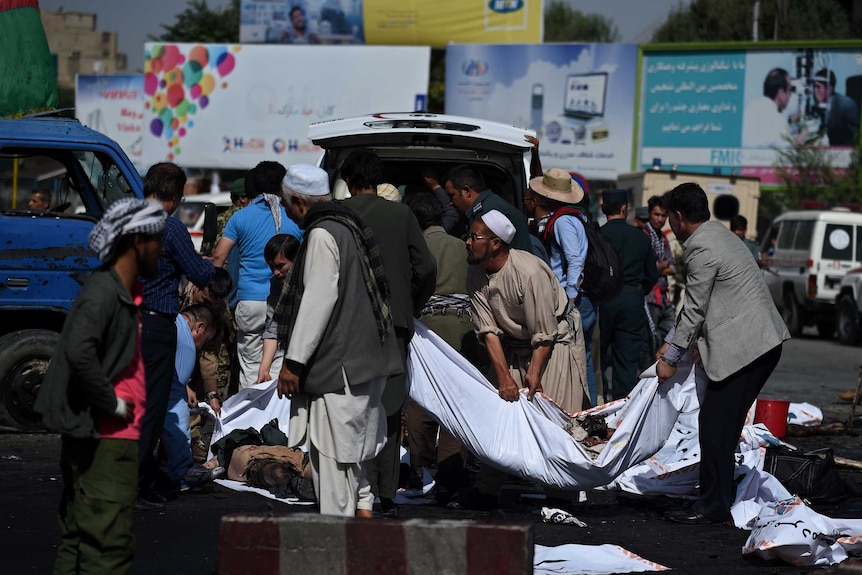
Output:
[808, 274, 817, 298]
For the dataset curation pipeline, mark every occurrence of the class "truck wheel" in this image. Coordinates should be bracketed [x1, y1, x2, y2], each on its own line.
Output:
[0, 329, 58, 431]
[781, 291, 804, 337]
[837, 295, 862, 346]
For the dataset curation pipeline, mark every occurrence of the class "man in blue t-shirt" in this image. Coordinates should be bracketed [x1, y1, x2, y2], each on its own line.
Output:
[213, 162, 302, 389]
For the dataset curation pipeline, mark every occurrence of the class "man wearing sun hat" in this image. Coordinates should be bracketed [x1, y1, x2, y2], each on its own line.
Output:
[526, 167, 597, 407]
[463, 209, 588, 509]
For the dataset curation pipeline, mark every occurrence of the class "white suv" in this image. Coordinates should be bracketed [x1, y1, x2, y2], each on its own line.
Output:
[308, 113, 534, 211]
[761, 209, 862, 338]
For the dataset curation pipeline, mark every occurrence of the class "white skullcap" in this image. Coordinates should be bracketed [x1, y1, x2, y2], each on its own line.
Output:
[376, 183, 401, 202]
[88, 198, 167, 263]
[480, 209, 516, 245]
[282, 163, 330, 197]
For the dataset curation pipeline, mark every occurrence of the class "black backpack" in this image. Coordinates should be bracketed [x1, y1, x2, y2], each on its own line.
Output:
[577, 218, 624, 301]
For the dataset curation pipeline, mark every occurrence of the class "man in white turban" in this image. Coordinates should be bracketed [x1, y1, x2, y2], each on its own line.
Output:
[35, 198, 166, 575]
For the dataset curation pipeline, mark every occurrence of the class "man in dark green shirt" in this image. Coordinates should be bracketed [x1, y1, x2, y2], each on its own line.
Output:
[443, 165, 534, 254]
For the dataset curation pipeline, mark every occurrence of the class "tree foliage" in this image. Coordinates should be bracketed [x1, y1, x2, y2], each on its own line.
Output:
[773, 136, 862, 210]
[544, 1, 620, 43]
[153, 0, 240, 43]
[652, 0, 852, 43]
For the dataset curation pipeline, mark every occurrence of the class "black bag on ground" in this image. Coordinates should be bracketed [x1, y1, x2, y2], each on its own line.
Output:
[762, 446, 845, 504]
[577, 219, 624, 301]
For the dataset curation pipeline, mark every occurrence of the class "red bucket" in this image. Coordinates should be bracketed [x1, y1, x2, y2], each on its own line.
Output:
[754, 399, 790, 438]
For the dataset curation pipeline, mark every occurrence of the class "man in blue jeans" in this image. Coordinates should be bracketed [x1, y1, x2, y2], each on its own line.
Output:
[161, 304, 223, 491]
[526, 168, 597, 407]
[137, 163, 215, 511]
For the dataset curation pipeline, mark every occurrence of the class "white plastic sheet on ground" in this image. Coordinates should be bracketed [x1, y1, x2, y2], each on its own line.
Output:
[408, 319, 862, 568]
[534, 544, 669, 574]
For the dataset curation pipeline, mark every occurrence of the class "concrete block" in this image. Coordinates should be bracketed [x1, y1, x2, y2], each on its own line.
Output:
[218, 513, 533, 575]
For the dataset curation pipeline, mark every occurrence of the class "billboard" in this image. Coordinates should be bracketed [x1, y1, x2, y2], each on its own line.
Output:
[141, 43, 430, 168]
[240, 0, 364, 44]
[75, 75, 145, 172]
[639, 45, 862, 184]
[240, 0, 543, 47]
[445, 43, 638, 181]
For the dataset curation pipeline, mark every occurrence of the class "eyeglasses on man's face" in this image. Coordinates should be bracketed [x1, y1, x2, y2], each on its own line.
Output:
[466, 233, 493, 242]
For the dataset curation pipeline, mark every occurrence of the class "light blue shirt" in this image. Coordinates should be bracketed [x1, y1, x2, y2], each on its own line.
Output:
[549, 213, 588, 300]
[223, 196, 302, 301]
[175, 315, 196, 385]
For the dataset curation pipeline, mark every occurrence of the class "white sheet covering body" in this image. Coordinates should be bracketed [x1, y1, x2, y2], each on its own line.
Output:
[407, 320, 695, 490]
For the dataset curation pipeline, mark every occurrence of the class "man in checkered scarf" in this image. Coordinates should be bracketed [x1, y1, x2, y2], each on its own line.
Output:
[88, 198, 167, 265]
[35, 197, 166, 574]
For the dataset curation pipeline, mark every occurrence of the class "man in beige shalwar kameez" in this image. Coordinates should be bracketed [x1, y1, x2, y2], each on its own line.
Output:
[458, 210, 588, 509]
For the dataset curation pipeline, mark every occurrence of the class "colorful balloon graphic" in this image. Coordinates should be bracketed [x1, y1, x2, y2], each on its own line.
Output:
[145, 44, 239, 158]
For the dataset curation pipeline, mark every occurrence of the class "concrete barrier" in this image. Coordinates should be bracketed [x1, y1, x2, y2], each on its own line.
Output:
[218, 513, 533, 575]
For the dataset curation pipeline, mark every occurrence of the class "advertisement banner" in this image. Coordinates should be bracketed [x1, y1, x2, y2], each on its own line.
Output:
[639, 46, 862, 184]
[240, 0, 364, 44]
[446, 43, 638, 181]
[141, 43, 430, 168]
[365, 0, 542, 47]
[240, 0, 542, 47]
[75, 75, 145, 172]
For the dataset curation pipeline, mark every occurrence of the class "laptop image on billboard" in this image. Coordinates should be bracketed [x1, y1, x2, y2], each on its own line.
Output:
[563, 72, 608, 120]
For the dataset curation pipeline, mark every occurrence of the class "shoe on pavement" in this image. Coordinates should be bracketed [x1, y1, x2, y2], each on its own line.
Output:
[446, 489, 500, 511]
[378, 497, 398, 517]
[191, 437, 209, 463]
[665, 508, 726, 525]
[179, 463, 224, 492]
[839, 389, 862, 402]
[134, 493, 166, 512]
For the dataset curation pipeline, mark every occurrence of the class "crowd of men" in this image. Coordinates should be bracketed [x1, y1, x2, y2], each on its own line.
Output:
[34, 147, 789, 572]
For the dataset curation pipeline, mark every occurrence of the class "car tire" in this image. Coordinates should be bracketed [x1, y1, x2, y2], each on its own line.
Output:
[0, 329, 58, 432]
[837, 295, 862, 346]
[782, 291, 804, 337]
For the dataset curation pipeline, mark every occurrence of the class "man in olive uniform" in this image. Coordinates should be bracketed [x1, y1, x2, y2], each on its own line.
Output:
[197, 177, 248, 399]
[403, 191, 471, 503]
[598, 189, 658, 401]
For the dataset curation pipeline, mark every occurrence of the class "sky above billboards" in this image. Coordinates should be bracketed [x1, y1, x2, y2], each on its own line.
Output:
[37, 0, 691, 71]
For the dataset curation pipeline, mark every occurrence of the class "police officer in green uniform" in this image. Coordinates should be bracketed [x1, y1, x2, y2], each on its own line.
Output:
[598, 189, 659, 401]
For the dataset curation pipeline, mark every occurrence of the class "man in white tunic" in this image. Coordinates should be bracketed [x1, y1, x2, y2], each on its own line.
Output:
[274, 164, 399, 517]
[462, 210, 588, 509]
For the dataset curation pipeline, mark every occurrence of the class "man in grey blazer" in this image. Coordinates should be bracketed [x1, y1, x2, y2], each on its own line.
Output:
[656, 182, 790, 525]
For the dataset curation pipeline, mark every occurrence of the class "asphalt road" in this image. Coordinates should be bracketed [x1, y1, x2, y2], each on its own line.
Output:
[2, 333, 862, 575]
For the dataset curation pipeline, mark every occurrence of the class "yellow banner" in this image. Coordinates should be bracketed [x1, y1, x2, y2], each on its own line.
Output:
[364, 0, 543, 47]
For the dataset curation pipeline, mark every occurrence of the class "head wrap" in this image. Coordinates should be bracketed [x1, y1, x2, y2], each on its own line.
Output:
[376, 183, 401, 202]
[88, 198, 166, 263]
[480, 209, 516, 245]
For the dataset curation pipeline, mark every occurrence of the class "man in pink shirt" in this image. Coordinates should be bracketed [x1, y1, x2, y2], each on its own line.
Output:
[35, 198, 167, 575]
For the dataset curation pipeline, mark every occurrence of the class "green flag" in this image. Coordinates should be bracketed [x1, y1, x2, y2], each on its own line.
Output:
[0, 0, 58, 118]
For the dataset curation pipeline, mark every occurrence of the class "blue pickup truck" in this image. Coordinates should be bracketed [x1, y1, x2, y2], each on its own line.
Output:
[0, 117, 143, 430]
[0, 117, 215, 431]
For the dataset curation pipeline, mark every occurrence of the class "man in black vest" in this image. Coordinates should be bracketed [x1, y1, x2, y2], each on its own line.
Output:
[277, 163, 400, 517]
